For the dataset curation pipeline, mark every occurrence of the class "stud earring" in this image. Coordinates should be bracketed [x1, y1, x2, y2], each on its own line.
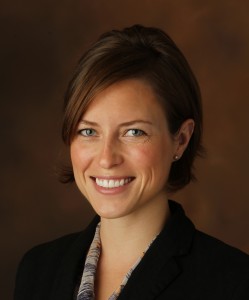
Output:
[173, 155, 179, 161]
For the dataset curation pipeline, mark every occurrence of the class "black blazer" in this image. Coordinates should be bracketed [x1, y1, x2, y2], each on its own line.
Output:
[14, 201, 249, 300]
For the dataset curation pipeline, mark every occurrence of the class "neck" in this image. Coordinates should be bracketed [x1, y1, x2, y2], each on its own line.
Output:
[99, 198, 170, 263]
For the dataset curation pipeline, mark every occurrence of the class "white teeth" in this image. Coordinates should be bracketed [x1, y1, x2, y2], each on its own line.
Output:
[103, 180, 108, 188]
[109, 180, 115, 188]
[95, 177, 132, 188]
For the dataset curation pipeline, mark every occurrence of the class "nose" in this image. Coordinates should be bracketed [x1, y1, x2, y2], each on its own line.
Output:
[98, 138, 123, 169]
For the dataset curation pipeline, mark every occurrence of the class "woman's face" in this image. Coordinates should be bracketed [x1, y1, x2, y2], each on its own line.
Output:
[70, 79, 179, 220]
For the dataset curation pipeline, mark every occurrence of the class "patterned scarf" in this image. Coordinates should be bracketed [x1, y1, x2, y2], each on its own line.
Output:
[77, 223, 157, 300]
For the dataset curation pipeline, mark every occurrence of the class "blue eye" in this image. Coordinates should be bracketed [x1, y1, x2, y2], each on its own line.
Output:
[125, 129, 146, 137]
[79, 128, 96, 136]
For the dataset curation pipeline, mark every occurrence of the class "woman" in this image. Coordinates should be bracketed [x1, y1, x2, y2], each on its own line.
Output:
[14, 25, 249, 300]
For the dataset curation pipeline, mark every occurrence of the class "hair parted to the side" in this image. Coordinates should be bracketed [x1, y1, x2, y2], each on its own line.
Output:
[60, 24, 204, 192]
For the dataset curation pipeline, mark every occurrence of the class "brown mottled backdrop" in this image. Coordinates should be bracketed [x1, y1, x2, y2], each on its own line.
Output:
[1, 0, 249, 299]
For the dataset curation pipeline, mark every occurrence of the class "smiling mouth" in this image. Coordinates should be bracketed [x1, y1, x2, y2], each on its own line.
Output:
[91, 177, 135, 189]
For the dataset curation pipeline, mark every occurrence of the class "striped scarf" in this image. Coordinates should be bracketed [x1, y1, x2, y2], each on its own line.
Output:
[77, 223, 157, 300]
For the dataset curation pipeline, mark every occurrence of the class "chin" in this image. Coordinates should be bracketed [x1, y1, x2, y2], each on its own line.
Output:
[91, 202, 131, 220]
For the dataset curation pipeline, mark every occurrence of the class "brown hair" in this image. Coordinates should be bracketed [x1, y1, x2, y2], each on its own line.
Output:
[61, 24, 204, 192]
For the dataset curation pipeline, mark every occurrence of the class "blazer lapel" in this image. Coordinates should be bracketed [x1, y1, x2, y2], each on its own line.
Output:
[118, 201, 195, 300]
[49, 216, 100, 300]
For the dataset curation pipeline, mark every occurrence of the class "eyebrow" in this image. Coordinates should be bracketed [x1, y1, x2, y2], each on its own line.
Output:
[79, 119, 154, 127]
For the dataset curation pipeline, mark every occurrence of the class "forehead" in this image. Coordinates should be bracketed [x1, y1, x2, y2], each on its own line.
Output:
[82, 78, 167, 123]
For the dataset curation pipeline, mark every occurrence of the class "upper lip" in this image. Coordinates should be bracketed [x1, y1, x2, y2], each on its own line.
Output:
[90, 176, 135, 180]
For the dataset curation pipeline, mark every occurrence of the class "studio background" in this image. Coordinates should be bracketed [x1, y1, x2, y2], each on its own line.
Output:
[1, 1, 249, 299]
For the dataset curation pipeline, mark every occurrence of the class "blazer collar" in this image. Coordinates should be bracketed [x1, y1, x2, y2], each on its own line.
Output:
[50, 200, 195, 300]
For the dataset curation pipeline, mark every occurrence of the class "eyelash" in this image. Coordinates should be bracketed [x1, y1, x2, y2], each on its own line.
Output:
[125, 129, 146, 137]
[77, 128, 147, 138]
[78, 128, 97, 137]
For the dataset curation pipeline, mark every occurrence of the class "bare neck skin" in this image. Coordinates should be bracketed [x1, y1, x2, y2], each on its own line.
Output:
[99, 197, 170, 265]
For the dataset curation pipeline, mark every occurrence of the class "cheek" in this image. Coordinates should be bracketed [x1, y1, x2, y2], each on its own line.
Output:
[129, 143, 162, 168]
[70, 142, 93, 171]
[128, 141, 173, 177]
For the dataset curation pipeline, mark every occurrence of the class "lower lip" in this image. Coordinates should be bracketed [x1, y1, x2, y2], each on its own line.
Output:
[92, 179, 133, 195]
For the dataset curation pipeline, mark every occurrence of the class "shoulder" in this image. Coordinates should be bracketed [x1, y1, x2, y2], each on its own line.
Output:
[16, 232, 83, 282]
[166, 201, 249, 298]
[168, 199, 249, 274]
[187, 229, 249, 298]
[14, 232, 82, 300]
[193, 229, 249, 266]
[19, 231, 82, 270]
[17, 215, 100, 271]
[14, 216, 99, 300]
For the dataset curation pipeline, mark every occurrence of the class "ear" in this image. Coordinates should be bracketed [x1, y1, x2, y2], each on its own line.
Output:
[173, 119, 195, 161]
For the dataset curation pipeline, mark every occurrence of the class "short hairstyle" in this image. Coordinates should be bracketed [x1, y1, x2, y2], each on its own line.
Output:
[61, 24, 204, 192]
